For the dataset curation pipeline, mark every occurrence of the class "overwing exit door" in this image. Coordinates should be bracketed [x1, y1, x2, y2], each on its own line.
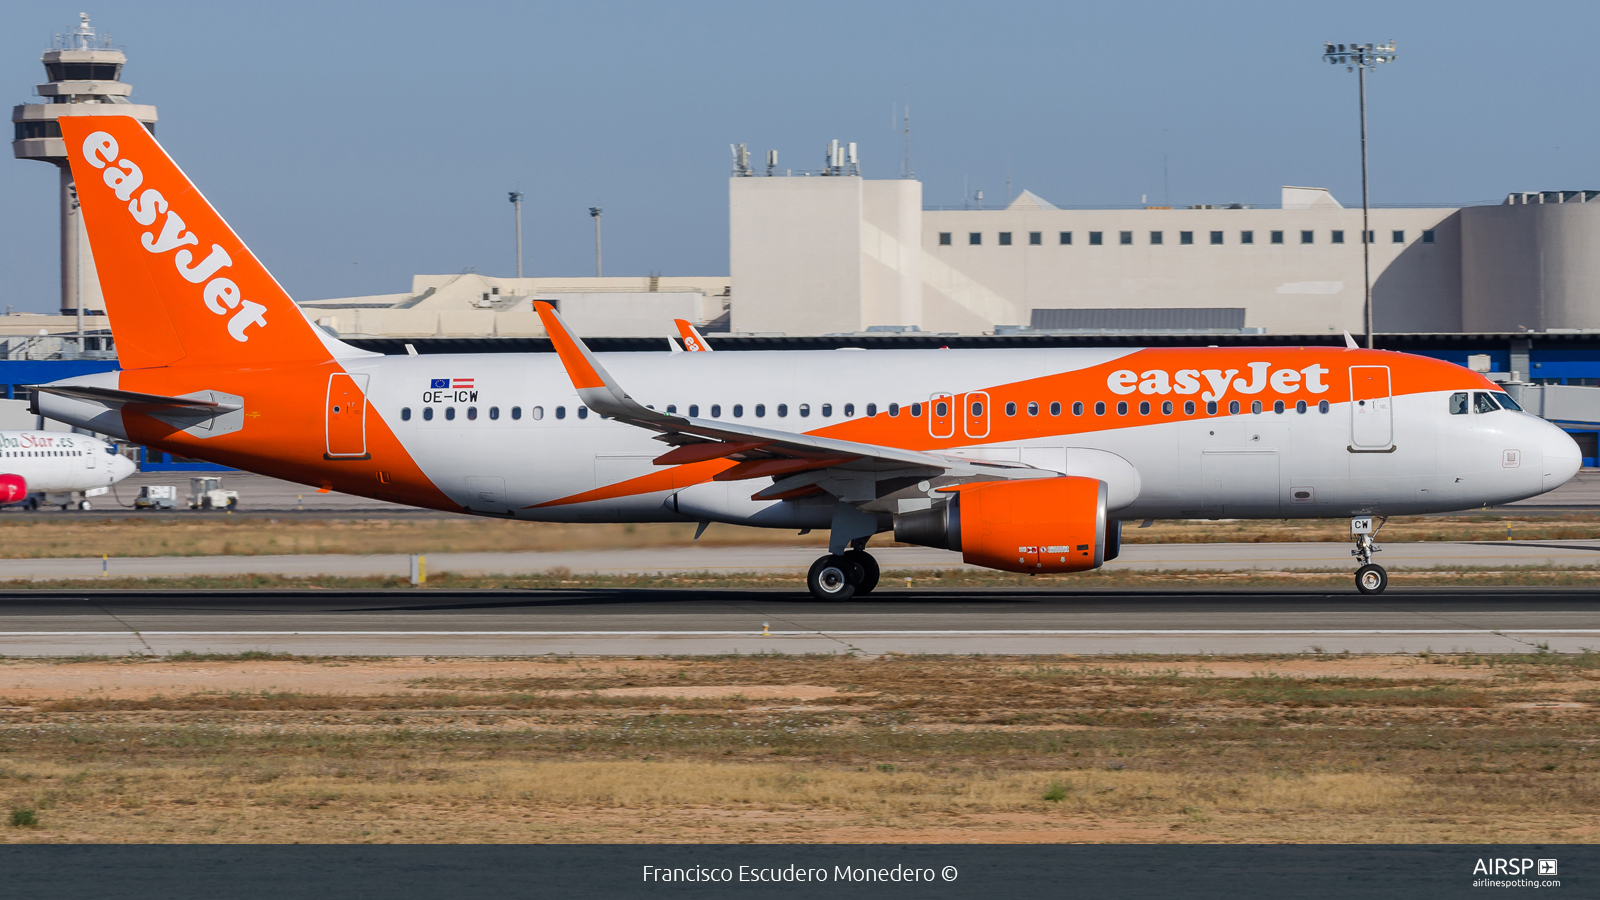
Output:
[1349, 366, 1393, 449]
[929, 392, 955, 439]
[326, 373, 370, 459]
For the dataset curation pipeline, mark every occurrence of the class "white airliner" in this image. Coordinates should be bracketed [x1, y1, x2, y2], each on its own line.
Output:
[0, 430, 135, 510]
[27, 115, 1584, 596]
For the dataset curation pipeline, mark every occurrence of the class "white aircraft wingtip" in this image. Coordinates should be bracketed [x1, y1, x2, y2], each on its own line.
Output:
[1343, 331, 1360, 350]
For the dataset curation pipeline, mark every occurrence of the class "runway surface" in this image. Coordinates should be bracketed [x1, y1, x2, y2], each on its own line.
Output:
[5, 539, 1599, 581]
[0, 587, 1596, 656]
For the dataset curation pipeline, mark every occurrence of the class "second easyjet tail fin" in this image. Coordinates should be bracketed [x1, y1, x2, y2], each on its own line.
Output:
[59, 115, 333, 370]
[675, 319, 714, 352]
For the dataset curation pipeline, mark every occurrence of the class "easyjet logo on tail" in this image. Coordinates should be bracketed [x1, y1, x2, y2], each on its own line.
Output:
[80, 131, 267, 342]
[1107, 363, 1331, 402]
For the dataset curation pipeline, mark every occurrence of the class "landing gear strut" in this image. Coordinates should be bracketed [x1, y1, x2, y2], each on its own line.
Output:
[806, 548, 880, 601]
[1351, 515, 1388, 595]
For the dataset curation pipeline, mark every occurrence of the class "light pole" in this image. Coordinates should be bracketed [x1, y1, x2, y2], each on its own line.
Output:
[1323, 41, 1397, 349]
[589, 207, 603, 277]
[508, 191, 524, 279]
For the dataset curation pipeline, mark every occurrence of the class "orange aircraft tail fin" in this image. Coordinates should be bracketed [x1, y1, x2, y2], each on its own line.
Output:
[674, 319, 713, 352]
[58, 115, 333, 370]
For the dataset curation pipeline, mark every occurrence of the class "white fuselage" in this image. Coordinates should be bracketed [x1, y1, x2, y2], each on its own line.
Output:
[328, 347, 1579, 524]
[0, 431, 135, 495]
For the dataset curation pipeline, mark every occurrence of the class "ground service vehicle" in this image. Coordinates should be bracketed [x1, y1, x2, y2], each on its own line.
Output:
[0, 430, 135, 511]
[135, 485, 177, 510]
[30, 116, 1584, 597]
[188, 477, 238, 510]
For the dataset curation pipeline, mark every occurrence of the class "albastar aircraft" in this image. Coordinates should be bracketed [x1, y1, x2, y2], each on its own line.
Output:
[0, 430, 134, 509]
[32, 116, 1581, 597]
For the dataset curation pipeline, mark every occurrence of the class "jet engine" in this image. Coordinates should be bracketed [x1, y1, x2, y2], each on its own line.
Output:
[893, 476, 1112, 574]
[0, 474, 27, 505]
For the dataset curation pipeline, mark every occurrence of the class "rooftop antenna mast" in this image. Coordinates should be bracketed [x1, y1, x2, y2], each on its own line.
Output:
[893, 95, 912, 179]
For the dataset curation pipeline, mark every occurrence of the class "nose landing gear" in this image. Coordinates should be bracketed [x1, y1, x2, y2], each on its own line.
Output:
[1351, 515, 1388, 594]
[806, 547, 881, 601]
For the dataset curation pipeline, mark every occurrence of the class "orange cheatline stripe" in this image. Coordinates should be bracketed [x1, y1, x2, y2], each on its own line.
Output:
[712, 457, 853, 482]
[534, 301, 606, 390]
[529, 458, 737, 508]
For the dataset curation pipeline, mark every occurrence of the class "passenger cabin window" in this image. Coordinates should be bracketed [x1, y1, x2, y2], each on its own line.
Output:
[777, 404, 788, 417]
[799, 403, 810, 417]
[445, 408, 455, 421]
[689, 404, 700, 417]
[467, 407, 478, 420]
[401, 407, 412, 421]
[710, 404, 720, 417]
[732, 404, 743, 417]
[577, 407, 588, 419]
[1005, 402, 1017, 416]
[1449, 392, 1469, 415]
[1027, 401, 1039, 416]
[489, 407, 500, 420]
[555, 406, 566, 419]
[1050, 401, 1061, 416]
[866, 403, 877, 416]
[822, 403, 833, 417]
[512, 406, 522, 420]
[754, 404, 765, 417]
[888, 403, 899, 416]
[844, 404, 855, 417]
[532, 406, 543, 420]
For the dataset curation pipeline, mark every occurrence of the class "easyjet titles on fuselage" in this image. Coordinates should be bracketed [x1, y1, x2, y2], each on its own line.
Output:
[78, 130, 269, 343]
[1107, 363, 1330, 402]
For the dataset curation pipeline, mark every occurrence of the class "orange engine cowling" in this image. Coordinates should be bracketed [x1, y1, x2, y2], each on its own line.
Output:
[893, 476, 1109, 574]
[0, 474, 26, 505]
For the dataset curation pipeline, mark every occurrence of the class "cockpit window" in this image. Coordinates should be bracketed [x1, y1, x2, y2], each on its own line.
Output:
[1492, 391, 1523, 412]
[1449, 392, 1468, 415]
[1473, 391, 1501, 414]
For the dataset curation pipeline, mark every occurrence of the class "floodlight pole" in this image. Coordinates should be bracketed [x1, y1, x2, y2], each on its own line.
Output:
[1324, 41, 1397, 349]
[589, 207, 603, 277]
[508, 191, 524, 280]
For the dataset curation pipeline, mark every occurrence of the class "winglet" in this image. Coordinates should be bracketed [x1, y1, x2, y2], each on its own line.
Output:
[676, 319, 713, 352]
[535, 301, 658, 420]
[1343, 331, 1360, 350]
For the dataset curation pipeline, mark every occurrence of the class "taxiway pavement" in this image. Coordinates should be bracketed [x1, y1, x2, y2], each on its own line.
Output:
[0, 588, 1595, 656]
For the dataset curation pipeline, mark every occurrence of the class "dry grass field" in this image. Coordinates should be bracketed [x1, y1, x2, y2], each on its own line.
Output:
[1, 652, 1597, 843]
[0, 513, 1596, 559]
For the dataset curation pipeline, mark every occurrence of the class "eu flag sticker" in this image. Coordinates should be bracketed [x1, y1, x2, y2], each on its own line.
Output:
[429, 378, 449, 389]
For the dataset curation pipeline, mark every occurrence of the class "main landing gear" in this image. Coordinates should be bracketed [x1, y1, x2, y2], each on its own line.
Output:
[806, 548, 880, 601]
[1351, 515, 1388, 595]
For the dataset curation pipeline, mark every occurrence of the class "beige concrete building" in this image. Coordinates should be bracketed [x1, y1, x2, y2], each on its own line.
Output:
[299, 272, 730, 339]
[730, 174, 1475, 336]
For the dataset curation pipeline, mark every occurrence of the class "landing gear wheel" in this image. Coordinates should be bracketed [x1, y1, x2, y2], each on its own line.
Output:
[842, 550, 879, 595]
[807, 555, 857, 602]
[1355, 564, 1388, 595]
[77, 500, 91, 511]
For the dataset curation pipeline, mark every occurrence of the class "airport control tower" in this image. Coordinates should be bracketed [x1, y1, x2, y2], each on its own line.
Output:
[12, 14, 158, 316]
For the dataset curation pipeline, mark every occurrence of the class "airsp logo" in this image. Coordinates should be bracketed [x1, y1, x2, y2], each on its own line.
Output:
[1472, 858, 1554, 876]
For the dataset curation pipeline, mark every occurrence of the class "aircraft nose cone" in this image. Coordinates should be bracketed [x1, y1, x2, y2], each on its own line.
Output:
[111, 453, 136, 481]
[1540, 422, 1582, 491]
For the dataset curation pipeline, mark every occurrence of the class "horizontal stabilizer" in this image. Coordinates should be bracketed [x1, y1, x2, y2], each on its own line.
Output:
[28, 384, 242, 412]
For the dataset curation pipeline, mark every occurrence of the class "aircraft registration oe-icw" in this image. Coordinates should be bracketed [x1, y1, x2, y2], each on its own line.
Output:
[31, 115, 1582, 597]
[0, 430, 135, 510]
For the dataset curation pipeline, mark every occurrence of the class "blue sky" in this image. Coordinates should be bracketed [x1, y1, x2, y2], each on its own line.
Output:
[2, 0, 1595, 309]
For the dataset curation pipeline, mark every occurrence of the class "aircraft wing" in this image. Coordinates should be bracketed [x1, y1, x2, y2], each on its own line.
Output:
[532, 302, 1057, 496]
